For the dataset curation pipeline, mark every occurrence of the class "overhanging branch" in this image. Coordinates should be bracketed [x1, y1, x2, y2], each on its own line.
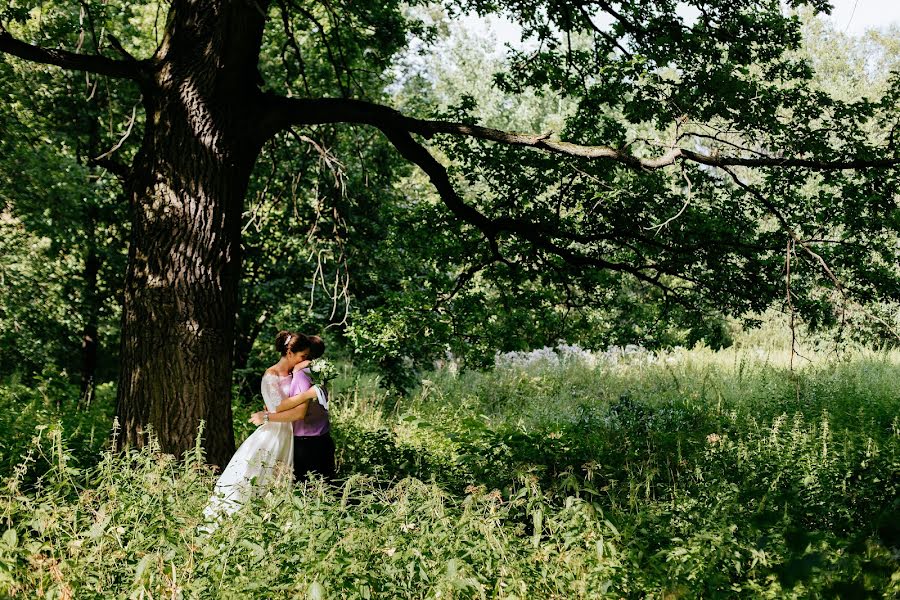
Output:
[259, 96, 900, 171]
[378, 126, 685, 296]
[0, 29, 146, 81]
[260, 95, 895, 308]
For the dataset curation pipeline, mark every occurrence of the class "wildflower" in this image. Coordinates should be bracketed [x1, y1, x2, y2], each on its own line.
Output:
[707, 433, 721, 444]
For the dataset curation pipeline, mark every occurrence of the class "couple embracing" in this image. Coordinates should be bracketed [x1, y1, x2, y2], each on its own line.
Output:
[201, 330, 335, 530]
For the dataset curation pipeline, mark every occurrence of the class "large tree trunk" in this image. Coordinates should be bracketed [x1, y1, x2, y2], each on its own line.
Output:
[115, 0, 270, 467]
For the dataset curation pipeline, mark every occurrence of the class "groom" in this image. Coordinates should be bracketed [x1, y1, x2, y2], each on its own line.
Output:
[251, 334, 336, 482]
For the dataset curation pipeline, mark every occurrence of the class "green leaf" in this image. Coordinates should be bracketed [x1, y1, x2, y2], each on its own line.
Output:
[133, 554, 152, 585]
[1, 529, 17, 548]
[239, 539, 266, 564]
[532, 509, 542, 547]
[86, 511, 111, 538]
[307, 581, 325, 600]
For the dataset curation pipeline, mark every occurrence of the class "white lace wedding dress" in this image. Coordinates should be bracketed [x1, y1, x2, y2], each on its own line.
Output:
[201, 373, 294, 529]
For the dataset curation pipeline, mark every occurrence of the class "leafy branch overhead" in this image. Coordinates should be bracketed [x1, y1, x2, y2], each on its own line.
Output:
[1, 0, 898, 458]
[1, 3, 897, 314]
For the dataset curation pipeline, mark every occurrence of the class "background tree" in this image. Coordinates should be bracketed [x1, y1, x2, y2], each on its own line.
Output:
[1, 0, 898, 465]
[0, 4, 134, 394]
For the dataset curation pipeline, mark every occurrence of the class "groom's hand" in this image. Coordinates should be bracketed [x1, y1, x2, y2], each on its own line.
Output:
[249, 411, 266, 426]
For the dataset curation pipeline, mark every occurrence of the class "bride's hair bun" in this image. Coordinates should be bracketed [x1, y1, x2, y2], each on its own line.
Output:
[275, 330, 309, 355]
[275, 330, 292, 355]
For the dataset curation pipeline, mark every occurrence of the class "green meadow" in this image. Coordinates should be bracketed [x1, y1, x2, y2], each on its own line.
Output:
[2, 339, 898, 598]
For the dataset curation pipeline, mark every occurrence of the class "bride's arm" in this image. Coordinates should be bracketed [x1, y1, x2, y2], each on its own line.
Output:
[250, 400, 310, 425]
[274, 387, 318, 413]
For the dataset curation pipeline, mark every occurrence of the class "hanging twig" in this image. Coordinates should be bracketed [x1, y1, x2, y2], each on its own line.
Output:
[645, 164, 692, 233]
[93, 102, 138, 160]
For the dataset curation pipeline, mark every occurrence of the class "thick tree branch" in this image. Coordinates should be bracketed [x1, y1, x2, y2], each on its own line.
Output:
[378, 127, 496, 235]
[260, 94, 894, 312]
[259, 96, 900, 171]
[89, 157, 130, 180]
[0, 30, 146, 81]
[260, 95, 857, 303]
[378, 126, 686, 296]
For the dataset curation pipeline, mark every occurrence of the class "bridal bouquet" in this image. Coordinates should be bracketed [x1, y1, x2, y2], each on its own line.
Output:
[308, 358, 338, 387]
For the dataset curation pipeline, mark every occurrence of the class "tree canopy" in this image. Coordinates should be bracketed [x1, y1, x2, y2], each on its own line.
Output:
[1, 0, 898, 461]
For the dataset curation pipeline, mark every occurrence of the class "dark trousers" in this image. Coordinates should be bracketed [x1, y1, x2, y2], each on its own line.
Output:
[293, 434, 336, 482]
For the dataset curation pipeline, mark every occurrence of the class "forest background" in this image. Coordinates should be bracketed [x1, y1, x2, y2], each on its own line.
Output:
[2, 2, 898, 402]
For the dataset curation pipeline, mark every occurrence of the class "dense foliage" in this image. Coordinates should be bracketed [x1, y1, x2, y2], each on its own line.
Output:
[3, 3, 898, 392]
[1, 341, 898, 597]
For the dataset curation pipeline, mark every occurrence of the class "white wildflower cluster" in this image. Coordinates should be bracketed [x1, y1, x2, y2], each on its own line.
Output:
[432, 350, 462, 375]
[494, 342, 674, 370]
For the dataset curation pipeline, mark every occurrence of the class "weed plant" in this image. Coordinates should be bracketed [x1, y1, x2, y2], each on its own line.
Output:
[0, 343, 898, 597]
[0, 375, 114, 482]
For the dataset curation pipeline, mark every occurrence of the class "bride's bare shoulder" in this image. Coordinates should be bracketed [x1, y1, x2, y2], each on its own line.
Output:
[263, 367, 290, 378]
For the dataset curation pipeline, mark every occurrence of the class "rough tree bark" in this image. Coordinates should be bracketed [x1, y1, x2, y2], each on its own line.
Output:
[114, 0, 271, 466]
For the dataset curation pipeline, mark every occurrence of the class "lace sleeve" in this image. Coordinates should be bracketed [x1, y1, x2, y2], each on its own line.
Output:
[260, 376, 283, 410]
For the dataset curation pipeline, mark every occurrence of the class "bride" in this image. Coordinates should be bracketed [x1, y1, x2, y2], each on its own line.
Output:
[200, 330, 310, 530]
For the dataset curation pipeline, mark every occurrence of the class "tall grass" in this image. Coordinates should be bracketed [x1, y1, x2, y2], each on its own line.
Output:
[1, 342, 898, 597]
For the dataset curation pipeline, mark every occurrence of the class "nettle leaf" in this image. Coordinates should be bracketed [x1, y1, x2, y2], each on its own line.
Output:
[1, 529, 17, 548]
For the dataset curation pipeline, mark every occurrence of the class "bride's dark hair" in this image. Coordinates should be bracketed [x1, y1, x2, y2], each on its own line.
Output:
[275, 330, 310, 355]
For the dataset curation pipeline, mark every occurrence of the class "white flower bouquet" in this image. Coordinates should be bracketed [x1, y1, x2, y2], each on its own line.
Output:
[308, 359, 338, 387]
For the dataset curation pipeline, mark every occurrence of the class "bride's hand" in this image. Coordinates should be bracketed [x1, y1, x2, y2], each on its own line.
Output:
[293, 360, 310, 373]
[249, 411, 266, 426]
